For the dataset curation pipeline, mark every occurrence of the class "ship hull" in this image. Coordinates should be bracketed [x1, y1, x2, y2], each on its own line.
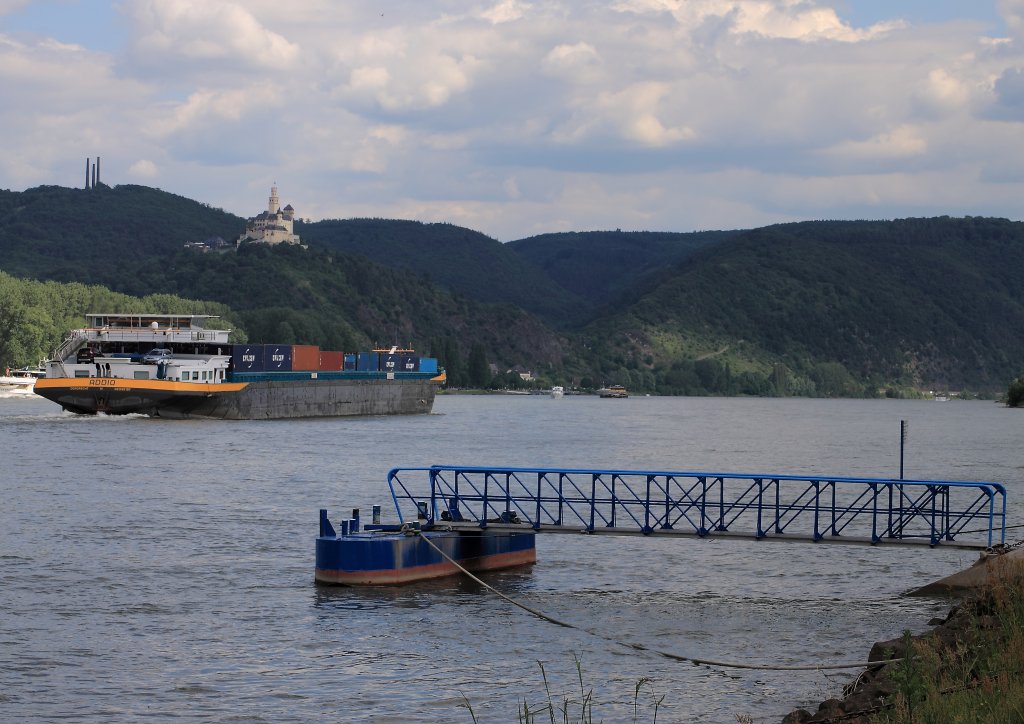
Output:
[315, 529, 537, 585]
[34, 376, 437, 419]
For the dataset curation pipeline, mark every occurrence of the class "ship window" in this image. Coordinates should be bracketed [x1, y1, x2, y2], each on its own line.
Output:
[74, 369, 90, 378]
[134, 371, 149, 380]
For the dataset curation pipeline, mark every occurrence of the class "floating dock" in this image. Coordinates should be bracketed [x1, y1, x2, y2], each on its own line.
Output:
[315, 509, 535, 585]
[317, 464, 1009, 586]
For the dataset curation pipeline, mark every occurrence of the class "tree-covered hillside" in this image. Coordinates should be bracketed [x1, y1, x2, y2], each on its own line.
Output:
[115, 243, 574, 381]
[0, 185, 245, 285]
[2, 183, 1022, 395]
[591, 217, 1024, 393]
[506, 230, 735, 305]
[301, 219, 585, 325]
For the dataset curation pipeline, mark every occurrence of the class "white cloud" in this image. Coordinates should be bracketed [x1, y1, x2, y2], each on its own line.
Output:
[482, 0, 531, 25]
[0, 1, 1022, 239]
[823, 125, 928, 161]
[0, 1, 30, 15]
[123, 0, 300, 74]
[999, 0, 1024, 41]
[611, 0, 901, 42]
[596, 82, 696, 146]
[128, 159, 159, 178]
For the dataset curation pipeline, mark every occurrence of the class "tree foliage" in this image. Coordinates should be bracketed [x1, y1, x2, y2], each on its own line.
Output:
[0, 270, 241, 370]
[1008, 376, 1024, 408]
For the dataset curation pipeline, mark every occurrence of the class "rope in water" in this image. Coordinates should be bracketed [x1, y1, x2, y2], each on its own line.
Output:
[416, 530, 904, 672]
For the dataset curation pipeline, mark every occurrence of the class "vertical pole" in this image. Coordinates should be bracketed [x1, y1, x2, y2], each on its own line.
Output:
[899, 420, 907, 480]
[536, 472, 543, 530]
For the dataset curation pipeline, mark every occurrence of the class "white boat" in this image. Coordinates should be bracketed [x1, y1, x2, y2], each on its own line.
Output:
[550, 386, 564, 398]
[0, 366, 44, 395]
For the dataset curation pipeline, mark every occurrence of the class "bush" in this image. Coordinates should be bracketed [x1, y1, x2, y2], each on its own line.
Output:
[1008, 376, 1024, 407]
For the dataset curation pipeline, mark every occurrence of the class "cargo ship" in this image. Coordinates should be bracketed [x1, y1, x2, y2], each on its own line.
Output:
[33, 313, 444, 419]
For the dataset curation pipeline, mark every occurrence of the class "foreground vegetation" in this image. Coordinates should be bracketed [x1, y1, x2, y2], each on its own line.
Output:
[870, 577, 1024, 724]
[786, 564, 1024, 723]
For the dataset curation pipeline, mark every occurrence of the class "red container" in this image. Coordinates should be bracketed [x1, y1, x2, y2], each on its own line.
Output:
[319, 351, 344, 371]
[293, 344, 320, 371]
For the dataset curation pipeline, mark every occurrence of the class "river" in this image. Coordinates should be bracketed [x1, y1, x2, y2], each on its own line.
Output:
[1, 393, 1022, 722]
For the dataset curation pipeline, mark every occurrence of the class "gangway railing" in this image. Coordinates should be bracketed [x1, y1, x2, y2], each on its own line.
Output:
[50, 329, 88, 363]
[386, 465, 1007, 549]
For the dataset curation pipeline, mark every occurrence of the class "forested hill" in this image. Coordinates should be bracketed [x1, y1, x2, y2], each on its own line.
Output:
[1, 183, 1022, 395]
[0, 184, 244, 284]
[591, 217, 1024, 393]
[300, 219, 584, 324]
[506, 230, 736, 305]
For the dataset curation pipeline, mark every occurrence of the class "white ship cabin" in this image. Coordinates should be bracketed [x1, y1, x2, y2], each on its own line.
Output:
[48, 314, 234, 384]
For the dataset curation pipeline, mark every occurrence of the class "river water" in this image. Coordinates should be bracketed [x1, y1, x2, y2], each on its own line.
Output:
[2, 393, 1022, 723]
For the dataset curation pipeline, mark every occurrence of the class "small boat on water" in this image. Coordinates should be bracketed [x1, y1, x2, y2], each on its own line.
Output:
[550, 385, 564, 398]
[598, 384, 628, 398]
[0, 366, 44, 395]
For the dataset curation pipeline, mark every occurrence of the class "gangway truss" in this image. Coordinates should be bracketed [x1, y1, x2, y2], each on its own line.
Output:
[386, 465, 1007, 550]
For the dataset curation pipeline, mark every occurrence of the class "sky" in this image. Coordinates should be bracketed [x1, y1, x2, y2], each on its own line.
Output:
[0, 1, 1022, 241]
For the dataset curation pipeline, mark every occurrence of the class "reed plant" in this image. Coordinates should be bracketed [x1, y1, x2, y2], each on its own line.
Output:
[459, 653, 665, 723]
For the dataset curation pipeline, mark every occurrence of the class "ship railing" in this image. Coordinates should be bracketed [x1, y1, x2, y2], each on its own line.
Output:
[385, 465, 1007, 549]
[49, 329, 89, 375]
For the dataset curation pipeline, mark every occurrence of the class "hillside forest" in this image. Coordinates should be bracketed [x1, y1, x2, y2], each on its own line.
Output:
[1, 183, 1023, 398]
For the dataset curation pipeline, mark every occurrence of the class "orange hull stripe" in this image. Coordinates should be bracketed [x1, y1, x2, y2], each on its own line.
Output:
[34, 379, 248, 393]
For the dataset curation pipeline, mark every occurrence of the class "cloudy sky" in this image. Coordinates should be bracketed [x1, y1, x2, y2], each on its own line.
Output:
[1, 1, 1022, 241]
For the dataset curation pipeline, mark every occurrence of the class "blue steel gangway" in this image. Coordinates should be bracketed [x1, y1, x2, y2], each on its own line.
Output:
[385, 465, 1007, 550]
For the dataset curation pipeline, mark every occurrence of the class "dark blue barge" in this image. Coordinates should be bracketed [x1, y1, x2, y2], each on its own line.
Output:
[316, 510, 536, 585]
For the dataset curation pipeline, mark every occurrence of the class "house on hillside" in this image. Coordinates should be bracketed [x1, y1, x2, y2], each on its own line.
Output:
[237, 186, 302, 246]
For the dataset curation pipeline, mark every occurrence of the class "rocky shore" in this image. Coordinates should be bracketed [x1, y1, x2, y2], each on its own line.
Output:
[781, 548, 1024, 723]
[780, 597, 985, 723]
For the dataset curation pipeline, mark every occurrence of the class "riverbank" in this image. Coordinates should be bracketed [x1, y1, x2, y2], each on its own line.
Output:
[781, 554, 1024, 723]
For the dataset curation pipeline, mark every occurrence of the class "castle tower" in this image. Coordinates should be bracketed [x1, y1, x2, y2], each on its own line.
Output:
[268, 186, 280, 214]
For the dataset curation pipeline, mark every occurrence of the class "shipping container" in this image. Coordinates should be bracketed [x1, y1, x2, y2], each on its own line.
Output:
[319, 351, 344, 371]
[380, 354, 400, 372]
[420, 357, 438, 374]
[263, 344, 293, 371]
[292, 344, 320, 371]
[231, 344, 265, 372]
[356, 352, 379, 371]
[343, 354, 356, 371]
[399, 355, 420, 372]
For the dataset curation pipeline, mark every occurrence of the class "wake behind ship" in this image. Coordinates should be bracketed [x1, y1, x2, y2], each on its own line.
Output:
[33, 314, 445, 419]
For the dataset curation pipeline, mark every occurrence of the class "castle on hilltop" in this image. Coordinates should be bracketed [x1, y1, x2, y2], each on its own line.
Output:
[237, 186, 301, 245]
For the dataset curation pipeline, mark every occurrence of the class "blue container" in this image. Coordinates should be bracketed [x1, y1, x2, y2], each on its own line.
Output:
[344, 354, 356, 371]
[357, 352, 379, 371]
[419, 357, 438, 374]
[232, 344, 265, 372]
[263, 344, 293, 371]
[399, 355, 420, 372]
[381, 354, 400, 372]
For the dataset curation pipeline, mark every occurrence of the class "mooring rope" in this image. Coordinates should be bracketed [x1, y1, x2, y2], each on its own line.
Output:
[416, 531, 904, 672]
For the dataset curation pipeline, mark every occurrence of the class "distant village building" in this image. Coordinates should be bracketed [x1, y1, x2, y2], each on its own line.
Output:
[237, 186, 301, 245]
[184, 236, 231, 253]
